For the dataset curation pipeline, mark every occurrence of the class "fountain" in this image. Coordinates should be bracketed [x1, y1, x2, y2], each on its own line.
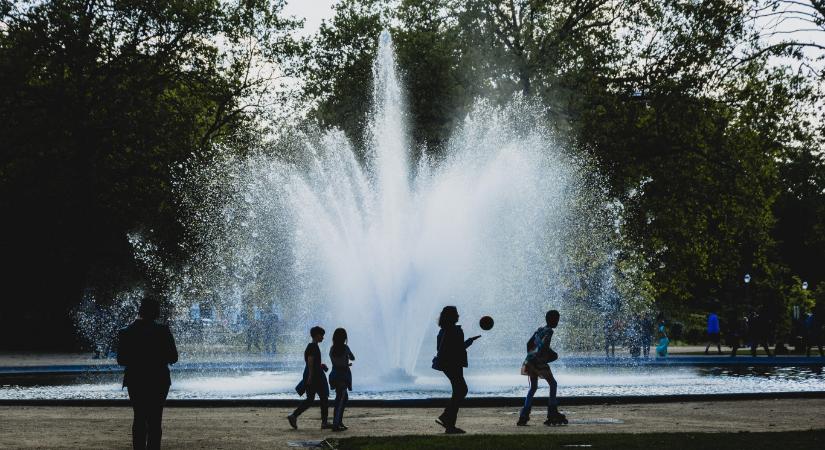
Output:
[7, 30, 815, 401]
[68, 30, 638, 375]
[155, 29, 620, 375]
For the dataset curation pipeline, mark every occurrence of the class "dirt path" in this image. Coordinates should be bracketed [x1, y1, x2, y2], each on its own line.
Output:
[1, 399, 824, 449]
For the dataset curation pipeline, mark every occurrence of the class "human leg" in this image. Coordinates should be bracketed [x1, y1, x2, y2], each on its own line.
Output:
[291, 390, 317, 418]
[544, 371, 558, 417]
[441, 367, 467, 428]
[333, 387, 348, 428]
[127, 386, 149, 450]
[518, 374, 538, 423]
[319, 392, 330, 427]
[146, 386, 169, 450]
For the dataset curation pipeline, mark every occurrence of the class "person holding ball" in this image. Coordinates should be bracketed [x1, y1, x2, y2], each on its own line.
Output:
[432, 306, 480, 434]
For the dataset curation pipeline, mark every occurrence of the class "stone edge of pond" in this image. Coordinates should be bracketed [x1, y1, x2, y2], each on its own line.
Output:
[1, 391, 825, 407]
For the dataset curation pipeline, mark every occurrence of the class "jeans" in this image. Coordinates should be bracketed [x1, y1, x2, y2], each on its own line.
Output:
[292, 388, 329, 424]
[520, 372, 557, 418]
[127, 385, 170, 450]
[440, 367, 467, 427]
[332, 386, 348, 426]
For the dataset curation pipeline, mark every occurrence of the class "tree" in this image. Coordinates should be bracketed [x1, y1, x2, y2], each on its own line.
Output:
[0, 0, 300, 348]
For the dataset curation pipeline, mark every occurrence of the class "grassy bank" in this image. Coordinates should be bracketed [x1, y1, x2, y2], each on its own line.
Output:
[333, 430, 825, 450]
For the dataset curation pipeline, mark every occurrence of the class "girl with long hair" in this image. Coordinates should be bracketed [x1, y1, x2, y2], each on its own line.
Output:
[328, 327, 355, 432]
[431, 306, 480, 434]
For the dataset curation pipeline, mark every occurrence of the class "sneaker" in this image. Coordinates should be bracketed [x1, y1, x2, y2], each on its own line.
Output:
[516, 416, 529, 426]
[287, 415, 297, 430]
[338, 424, 348, 430]
[321, 422, 333, 430]
[332, 425, 345, 432]
[445, 426, 466, 434]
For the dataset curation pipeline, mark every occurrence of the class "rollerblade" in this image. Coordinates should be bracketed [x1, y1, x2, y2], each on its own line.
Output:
[544, 411, 568, 426]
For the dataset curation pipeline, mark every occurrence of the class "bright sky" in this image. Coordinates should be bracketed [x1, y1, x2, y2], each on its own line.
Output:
[282, 0, 337, 36]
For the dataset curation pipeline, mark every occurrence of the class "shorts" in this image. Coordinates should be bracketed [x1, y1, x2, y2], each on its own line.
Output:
[521, 361, 552, 378]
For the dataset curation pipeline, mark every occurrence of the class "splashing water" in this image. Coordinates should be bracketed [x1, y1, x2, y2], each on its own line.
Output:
[77, 31, 636, 376]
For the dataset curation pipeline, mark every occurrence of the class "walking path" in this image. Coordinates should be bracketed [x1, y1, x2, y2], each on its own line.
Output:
[1, 398, 823, 449]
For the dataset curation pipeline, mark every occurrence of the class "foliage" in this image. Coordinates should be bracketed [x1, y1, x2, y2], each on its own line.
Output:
[0, 0, 301, 348]
[1, 0, 823, 348]
[300, 0, 824, 333]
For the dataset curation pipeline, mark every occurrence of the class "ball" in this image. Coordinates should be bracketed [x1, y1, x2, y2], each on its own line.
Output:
[479, 315, 494, 331]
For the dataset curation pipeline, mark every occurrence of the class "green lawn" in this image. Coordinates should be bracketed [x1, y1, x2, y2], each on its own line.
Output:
[332, 430, 825, 450]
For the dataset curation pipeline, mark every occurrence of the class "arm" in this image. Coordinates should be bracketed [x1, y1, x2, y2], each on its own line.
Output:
[464, 335, 480, 348]
[459, 325, 479, 348]
[166, 327, 179, 365]
[306, 355, 315, 384]
[116, 329, 129, 366]
[348, 347, 355, 361]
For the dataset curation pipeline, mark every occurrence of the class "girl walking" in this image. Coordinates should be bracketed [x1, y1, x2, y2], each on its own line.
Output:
[432, 306, 480, 434]
[328, 328, 355, 432]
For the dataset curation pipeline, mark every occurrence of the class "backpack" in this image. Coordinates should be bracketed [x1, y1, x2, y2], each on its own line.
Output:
[526, 327, 558, 363]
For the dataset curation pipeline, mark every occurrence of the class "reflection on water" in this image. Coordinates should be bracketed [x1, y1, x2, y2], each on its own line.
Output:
[1, 365, 823, 400]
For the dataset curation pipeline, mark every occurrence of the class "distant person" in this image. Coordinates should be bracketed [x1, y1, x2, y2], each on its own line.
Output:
[805, 307, 824, 357]
[288, 326, 330, 429]
[328, 328, 355, 432]
[640, 313, 653, 358]
[728, 314, 747, 357]
[117, 295, 178, 450]
[749, 312, 772, 357]
[517, 310, 566, 426]
[432, 306, 480, 434]
[704, 310, 722, 355]
[655, 319, 669, 357]
[245, 307, 262, 353]
[263, 311, 280, 354]
[603, 315, 617, 357]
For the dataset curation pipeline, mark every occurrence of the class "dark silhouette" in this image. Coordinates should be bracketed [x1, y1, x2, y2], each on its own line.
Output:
[704, 310, 722, 355]
[805, 305, 824, 357]
[432, 306, 479, 434]
[288, 326, 329, 430]
[603, 314, 618, 357]
[728, 314, 748, 357]
[518, 310, 566, 426]
[263, 311, 280, 354]
[116, 295, 178, 450]
[328, 328, 355, 432]
[749, 312, 773, 357]
[244, 307, 262, 352]
[640, 314, 653, 358]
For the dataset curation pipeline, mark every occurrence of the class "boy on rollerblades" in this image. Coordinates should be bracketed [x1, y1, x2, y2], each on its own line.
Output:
[518, 310, 567, 426]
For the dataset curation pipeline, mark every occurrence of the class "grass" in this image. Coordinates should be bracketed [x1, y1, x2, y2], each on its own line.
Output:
[332, 430, 825, 450]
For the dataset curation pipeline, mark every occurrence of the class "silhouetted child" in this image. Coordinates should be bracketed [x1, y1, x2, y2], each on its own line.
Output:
[288, 326, 329, 429]
[518, 310, 565, 426]
[328, 328, 355, 432]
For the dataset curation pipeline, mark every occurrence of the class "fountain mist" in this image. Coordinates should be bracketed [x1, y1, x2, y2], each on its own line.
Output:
[78, 31, 633, 376]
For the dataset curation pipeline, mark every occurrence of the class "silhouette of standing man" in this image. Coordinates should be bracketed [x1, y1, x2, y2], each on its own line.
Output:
[117, 295, 178, 450]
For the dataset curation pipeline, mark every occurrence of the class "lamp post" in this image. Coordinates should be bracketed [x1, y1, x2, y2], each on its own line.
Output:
[744, 273, 751, 309]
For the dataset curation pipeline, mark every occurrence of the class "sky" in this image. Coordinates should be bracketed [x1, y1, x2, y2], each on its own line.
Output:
[282, 0, 336, 36]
